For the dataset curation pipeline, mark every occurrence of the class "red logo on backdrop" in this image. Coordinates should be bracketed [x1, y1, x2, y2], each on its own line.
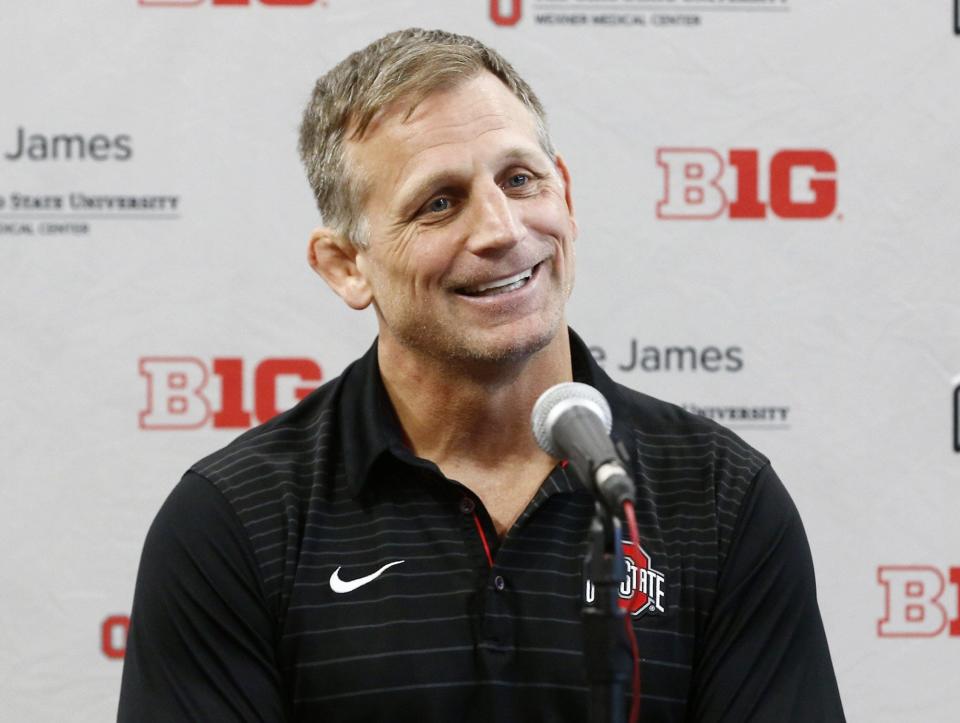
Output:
[656, 148, 838, 220]
[102, 615, 130, 659]
[139, 1, 318, 7]
[139, 357, 322, 430]
[490, 0, 522, 26]
[585, 541, 666, 616]
[877, 566, 960, 638]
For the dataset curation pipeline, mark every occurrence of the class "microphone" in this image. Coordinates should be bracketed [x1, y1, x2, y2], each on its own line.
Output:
[531, 382, 635, 510]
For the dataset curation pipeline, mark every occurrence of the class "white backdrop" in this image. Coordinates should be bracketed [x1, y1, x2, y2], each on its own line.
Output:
[2, 1, 959, 720]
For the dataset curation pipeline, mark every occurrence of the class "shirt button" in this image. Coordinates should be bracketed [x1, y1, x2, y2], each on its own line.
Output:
[494, 575, 506, 592]
[459, 496, 475, 514]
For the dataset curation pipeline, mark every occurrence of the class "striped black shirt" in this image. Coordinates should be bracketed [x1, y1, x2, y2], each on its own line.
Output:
[118, 330, 844, 722]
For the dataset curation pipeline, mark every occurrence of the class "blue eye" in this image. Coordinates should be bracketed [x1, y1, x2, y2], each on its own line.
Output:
[427, 197, 450, 213]
[507, 174, 529, 187]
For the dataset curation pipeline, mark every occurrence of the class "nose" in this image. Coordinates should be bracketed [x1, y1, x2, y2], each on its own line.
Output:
[465, 181, 524, 255]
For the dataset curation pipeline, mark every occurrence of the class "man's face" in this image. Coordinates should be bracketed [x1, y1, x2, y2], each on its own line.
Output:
[347, 72, 577, 365]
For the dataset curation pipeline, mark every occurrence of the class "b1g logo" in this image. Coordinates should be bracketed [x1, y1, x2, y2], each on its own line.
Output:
[490, 0, 522, 26]
[656, 148, 838, 220]
[139, 1, 317, 7]
[585, 541, 666, 616]
[139, 356, 322, 430]
[877, 566, 960, 638]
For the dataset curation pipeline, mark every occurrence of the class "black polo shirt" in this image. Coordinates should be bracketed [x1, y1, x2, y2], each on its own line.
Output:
[118, 330, 844, 722]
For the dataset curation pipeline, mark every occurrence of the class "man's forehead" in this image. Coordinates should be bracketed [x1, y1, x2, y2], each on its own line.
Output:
[346, 73, 543, 192]
[359, 72, 533, 140]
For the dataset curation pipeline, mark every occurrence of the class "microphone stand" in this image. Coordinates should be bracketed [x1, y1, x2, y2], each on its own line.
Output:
[582, 500, 632, 723]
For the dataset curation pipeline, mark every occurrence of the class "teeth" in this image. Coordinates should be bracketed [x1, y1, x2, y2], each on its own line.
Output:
[462, 267, 533, 295]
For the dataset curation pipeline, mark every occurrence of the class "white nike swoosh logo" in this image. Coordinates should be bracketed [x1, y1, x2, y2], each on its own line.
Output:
[329, 560, 405, 594]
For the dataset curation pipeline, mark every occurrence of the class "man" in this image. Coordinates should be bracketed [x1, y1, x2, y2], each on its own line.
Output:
[118, 28, 844, 722]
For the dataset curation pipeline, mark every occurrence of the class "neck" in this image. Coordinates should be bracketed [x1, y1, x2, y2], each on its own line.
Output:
[377, 328, 573, 472]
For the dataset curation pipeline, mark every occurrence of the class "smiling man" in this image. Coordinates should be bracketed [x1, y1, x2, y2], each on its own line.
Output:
[118, 29, 844, 722]
[305, 66, 577, 538]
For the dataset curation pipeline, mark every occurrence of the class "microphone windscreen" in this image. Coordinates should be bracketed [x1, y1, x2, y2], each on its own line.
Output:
[531, 382, 612, 458]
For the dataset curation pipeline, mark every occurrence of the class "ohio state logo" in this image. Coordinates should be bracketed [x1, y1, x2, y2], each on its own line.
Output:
[102, 615, 129, 659]
[657, 147, 838, 220]
[490, 0, 522, 26]
[585, 541, 666, 616]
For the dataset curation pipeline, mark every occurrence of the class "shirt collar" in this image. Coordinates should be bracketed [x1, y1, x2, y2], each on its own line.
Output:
[338, 328, 630, 498]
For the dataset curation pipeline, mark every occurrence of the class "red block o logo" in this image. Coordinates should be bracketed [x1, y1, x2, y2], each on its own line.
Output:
[102, 615, 130, 659]
[490, 0, 522, 26]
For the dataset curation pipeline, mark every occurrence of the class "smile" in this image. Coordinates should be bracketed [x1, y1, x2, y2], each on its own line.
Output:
[456, 263, 539, 298]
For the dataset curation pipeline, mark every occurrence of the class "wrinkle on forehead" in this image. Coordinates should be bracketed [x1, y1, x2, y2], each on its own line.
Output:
[393, 121, 513, 190]
[347, 74, 543, 216]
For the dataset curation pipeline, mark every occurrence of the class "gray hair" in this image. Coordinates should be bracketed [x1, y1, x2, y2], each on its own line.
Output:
[298, 28, 555, 248]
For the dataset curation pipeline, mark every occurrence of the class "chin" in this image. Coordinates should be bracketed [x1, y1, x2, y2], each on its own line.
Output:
[452, 317, 563, 365]
[384, 303, 566, 367]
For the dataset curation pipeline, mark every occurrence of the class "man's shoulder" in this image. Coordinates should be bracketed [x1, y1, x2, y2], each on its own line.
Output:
[610, 382, 774, 572]
[610, 381, 770, 489]
[189, 362, 349, 496]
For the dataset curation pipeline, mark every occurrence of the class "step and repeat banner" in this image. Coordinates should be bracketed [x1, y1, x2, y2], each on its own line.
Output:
[2, 1, 958, 720]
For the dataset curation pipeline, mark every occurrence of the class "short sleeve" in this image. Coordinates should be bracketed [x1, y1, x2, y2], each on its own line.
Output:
[688, 465, 845, 722]
[117, 472, 287, 722]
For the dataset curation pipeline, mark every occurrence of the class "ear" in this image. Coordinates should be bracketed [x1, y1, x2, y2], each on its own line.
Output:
[554, 154, 578, 235]
[307, 226, 373, 310]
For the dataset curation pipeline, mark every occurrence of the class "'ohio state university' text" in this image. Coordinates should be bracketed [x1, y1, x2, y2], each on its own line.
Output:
[139, 1, 316, 7]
